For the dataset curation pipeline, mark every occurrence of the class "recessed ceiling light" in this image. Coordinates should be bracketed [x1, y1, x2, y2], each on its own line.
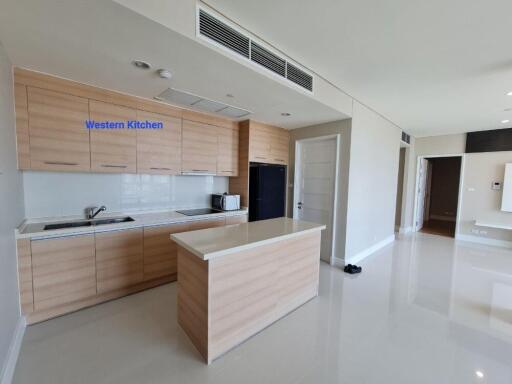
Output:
[226, 94, 234, 98]
[132, 60, 151, 70]
[157, 69, 173, 79]
[501, 119, 510, 124]
[504, 108, 512, 112]
[281, 112, 291, 117]
[507, 91, 512, 96]
[475, 371, 484, 379]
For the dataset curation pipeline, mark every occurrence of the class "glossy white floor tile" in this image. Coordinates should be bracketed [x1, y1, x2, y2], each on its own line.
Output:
[13, 233, 512, 383]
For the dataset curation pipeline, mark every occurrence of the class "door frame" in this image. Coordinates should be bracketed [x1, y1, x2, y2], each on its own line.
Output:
[293, 134, 341, 265]
[412, 153, 465, 235]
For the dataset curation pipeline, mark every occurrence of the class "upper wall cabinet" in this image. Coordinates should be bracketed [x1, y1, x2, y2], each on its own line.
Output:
[217, 125, 239, 176]
[249, 121, 289, 165]
[89, 100, 137, 173]
[136, 110, 182, 175]
[27, 87, 91, 172]
[182, 120, 218, 175]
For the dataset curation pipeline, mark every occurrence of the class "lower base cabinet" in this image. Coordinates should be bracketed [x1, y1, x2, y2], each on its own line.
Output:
[31, 234, 96, 312]
[20, 215, 247, 324]
[96, 228, 144, 294]
[143, 223, 189, 281]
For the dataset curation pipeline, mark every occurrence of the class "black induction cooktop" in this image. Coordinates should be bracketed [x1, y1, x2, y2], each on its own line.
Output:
[176, 208, 223, 216]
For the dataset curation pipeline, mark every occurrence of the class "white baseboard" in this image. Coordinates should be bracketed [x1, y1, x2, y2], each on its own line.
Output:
[398, 226, 413, 234]
[0, 316, 25, 384]
[346, 235, 396, 265]
[429, 215, 456, 222]
[456, 234, 512, 249]
[332, 258, 345, 267]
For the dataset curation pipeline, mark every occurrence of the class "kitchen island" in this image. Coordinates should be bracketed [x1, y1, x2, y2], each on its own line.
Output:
[171, 217, 325, 363]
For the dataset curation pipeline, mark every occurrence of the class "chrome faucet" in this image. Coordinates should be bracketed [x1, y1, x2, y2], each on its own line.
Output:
[86, 205, 106, 220]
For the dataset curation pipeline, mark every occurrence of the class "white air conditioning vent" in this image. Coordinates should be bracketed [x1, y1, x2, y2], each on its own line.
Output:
[197, 7, 314, 93]
[156, 88, 251, 119]
[250, 41, 286, 77]
[401, 131, 411, 144]
[198, 9, 250, 58]
[286, 62, 313, 92]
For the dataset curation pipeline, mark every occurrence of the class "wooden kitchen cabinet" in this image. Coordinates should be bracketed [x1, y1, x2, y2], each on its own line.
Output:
[27, 87, 91, 172]
[31, 234, 96, 311]
[137, 110, 182, 175]
[14, 83, 30, 169]
[90, 100, 137, 173]
[225, 215, 248, 225]
[217, 125, 239, 176]
[181, 120, 218, 175]
[188, 217, 226, 230]
[143, 222, 190, 281]
[95, 228, 144, 293]
[248, 121, 289, 165]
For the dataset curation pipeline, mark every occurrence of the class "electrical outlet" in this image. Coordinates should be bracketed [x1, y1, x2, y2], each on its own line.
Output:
[479, 230, 487, 235]
[471, 229, 480, 235]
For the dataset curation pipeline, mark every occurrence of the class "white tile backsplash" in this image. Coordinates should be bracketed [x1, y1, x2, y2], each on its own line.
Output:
[23, 171, 229, 219]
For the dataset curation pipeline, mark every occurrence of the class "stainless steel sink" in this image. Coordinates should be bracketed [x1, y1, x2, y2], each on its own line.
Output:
[43, 217, 134, 231]
[91, 217, 134, 226]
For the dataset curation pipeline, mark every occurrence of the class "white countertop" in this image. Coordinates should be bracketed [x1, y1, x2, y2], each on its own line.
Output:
[17, 208, 248, 240]
[171, 217, 326, 260]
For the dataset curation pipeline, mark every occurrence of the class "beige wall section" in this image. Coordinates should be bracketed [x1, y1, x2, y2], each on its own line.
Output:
[415, 133, 466, 156]
[459, 152, 512, 243]
[0, 42, 25, 376]
[399, 138, 416, 231]
[345, 101, 401, 261]
[395, 148, 406, 228]
[287, 119, 351, 262]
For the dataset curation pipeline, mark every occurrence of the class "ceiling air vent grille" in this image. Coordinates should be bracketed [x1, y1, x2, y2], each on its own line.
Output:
[401, 131, 411, 144]
[198, 9, 250, 58]
[250, 41, 286, 77]
[197, 8, 313, 92]
[286, 62, 313, 92]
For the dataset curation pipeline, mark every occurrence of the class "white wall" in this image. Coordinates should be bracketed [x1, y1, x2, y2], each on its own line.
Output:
[23, 172, 229, 219]
[344, 101, 402, 261]
[415, 133, 466, 156]
[287, 119, 351, 263]
[0, 42, 25, 382]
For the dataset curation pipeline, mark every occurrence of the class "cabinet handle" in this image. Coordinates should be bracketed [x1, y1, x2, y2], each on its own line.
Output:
[44, 161, 78, 166]
[150, 167, 172, 171]
[101, 164, 127, 168]
[192, 169, 209, 172]
[274, 159, 285, 162]
[255, 157, 266, 160]
[221, 170, 233, 173]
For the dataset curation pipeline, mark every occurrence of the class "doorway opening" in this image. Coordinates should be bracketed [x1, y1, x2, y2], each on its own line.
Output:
[415, 156, 462, 238]
[395, 146, 407, 232]
[293, 135, 340, 265]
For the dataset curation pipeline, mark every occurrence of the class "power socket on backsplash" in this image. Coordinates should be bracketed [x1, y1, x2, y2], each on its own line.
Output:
[471, 229, 488, 236]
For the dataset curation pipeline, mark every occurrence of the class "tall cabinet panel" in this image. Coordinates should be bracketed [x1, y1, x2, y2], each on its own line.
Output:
[90, 100, 137, 173]
[136, 110, 182, 175]
[181, 120, 218, 174]
[27, 87, 91, 172]
[217, 125, 239, 176]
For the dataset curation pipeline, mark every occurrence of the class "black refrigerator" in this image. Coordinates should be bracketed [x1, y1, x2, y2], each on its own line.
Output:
[249, 163, 286, 222]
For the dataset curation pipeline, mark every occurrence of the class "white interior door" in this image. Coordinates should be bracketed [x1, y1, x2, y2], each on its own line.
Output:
[294, 137, 337, 263]
[416, 158, 429, 231]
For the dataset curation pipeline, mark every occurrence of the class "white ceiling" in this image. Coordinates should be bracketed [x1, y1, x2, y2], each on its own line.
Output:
[205, 0, 512, 137]
[0, 0, 348, 129]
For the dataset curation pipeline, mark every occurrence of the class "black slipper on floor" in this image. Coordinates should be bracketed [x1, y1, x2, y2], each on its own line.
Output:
[344, 264, 362, 274]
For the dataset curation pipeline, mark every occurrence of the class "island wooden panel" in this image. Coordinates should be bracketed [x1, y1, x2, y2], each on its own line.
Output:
[136, 110, 182, 175]
[17, 238, 34, 314]
[14, 83, 30, 169]
[177, 230, 321, 363]
[143, 222, 190, 281]
[188, 218, 226, 231]
[89, 100, 137, 173]
[95, 228, 144, 293]
[27, 87, 91, 172]
[31, 235, 96, 312]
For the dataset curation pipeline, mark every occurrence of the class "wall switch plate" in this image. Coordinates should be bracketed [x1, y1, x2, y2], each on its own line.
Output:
[468, 187, 476, 192]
